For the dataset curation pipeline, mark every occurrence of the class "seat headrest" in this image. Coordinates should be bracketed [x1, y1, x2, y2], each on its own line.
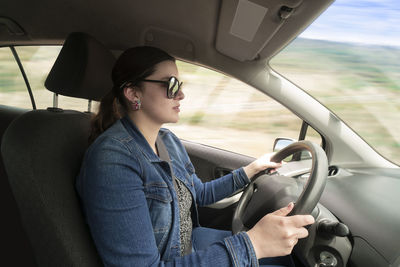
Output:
[45, 32, 116, 101]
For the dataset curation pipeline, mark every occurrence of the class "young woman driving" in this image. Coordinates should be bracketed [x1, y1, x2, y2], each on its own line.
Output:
[76, 46, 314, 267]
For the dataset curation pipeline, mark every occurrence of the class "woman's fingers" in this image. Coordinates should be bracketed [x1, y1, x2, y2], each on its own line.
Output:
[283, 213, 314, 239]
[256, 153, 282, 169]
[244, 152, 284, 179]
[296, 226, 310, 239]
[289, 214, 315, 228]
[271, 202, 294, 216]
[247, 202, 316, 259]
[271, 203, 315, 229]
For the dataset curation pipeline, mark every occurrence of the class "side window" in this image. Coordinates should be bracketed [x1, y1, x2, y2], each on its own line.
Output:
[0, 46, 95, 111]
[167, 61, 322, 158]
[0, 47, 32, 109]
[305, 126, 324, 147]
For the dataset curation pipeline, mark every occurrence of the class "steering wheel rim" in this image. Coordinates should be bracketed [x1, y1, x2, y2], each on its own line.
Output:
[232, 140, 328, 234]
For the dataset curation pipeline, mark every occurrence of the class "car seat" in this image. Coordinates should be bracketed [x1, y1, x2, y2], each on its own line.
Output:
[1, 32, 115, 267]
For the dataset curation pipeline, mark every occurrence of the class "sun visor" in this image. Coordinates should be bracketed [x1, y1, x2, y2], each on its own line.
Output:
[216, 0, 302, 61]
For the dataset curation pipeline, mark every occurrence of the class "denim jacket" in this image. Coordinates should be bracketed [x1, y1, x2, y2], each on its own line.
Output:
[76, 116, 259, 266]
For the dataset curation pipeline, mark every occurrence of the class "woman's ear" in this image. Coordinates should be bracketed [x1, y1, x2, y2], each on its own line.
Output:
[123, 86, 141, 103]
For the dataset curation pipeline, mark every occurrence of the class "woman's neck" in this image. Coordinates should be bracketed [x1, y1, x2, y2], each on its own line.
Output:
[128, 113, 160, 155]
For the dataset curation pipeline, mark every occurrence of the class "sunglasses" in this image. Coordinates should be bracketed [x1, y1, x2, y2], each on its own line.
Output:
[141, 76, 183, 99]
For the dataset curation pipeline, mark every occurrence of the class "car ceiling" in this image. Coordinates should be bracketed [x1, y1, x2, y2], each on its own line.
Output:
[0, 0, 333, 75]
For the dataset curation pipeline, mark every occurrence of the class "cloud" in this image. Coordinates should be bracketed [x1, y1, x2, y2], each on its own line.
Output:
[299, 0, 400, 46]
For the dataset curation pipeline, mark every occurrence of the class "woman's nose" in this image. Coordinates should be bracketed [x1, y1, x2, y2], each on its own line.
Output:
[175, 88, 185, 100]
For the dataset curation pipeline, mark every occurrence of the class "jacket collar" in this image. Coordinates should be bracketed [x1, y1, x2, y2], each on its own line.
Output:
[120, 116, 162, 163]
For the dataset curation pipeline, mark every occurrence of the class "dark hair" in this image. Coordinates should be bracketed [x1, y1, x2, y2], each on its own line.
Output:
[89, 46, 175, 144]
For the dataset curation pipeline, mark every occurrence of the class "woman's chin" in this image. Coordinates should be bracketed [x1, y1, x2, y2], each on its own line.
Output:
[165, 115, 179, 124]
[171, 117, 179, 124]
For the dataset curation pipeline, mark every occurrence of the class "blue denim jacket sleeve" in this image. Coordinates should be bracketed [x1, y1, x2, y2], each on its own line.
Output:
[193, 167, 250, 207]
[163, 129, 250, 207]
[76, 136, 258, 267]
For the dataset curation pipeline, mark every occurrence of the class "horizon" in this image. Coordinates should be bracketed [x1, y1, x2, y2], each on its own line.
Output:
[297, 36, 400, 50]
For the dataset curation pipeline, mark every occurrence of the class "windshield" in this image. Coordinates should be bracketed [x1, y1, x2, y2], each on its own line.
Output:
[270, 0, 400, 165]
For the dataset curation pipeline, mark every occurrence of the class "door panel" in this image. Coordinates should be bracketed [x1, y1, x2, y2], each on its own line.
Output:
[182, 140, 254, 230]
[182, 140, 254, 182]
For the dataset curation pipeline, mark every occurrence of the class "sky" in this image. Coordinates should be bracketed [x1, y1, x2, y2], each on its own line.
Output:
[299, 0, 400, 47]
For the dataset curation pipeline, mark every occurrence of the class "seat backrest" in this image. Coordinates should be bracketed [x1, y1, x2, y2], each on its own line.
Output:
[0, 105, 36, 266]
[1, 32, 115, 267]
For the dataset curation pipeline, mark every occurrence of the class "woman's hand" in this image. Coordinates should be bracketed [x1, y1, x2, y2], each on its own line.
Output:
[246, 202, 315, 259]
[243, 153, 282, 180]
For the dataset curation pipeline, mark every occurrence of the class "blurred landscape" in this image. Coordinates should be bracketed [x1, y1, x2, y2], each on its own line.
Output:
[1, 38, 400, 163]
[270, 38, 400, 163]
[172, 38, 400, 162]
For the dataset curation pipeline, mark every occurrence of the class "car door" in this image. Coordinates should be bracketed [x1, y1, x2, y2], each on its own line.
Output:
[184, 140, 254, 229]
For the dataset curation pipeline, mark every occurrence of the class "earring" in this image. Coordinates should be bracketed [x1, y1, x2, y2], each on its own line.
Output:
[131, 99, 141, 110]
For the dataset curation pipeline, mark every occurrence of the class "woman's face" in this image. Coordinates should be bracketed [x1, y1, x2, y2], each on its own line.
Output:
[135, 60, 184, 125]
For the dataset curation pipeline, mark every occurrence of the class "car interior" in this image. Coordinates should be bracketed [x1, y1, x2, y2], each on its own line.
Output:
[1, 0, 399, 267]
[1, 32, 116, 266]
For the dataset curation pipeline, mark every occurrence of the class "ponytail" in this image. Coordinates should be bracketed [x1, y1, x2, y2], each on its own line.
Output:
[88, 90, 123, 144]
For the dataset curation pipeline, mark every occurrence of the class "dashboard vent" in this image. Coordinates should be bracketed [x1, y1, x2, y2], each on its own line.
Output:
[328, 166, 338, 176]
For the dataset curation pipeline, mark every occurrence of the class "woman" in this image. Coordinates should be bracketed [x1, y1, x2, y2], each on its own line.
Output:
[76, 46, 314, 266]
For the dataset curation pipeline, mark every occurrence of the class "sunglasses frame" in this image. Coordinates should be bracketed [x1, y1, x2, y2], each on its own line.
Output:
[141, 76, 183, 99]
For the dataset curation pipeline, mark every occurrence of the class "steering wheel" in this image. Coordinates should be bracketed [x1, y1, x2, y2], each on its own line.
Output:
[232, 141, 328, 234]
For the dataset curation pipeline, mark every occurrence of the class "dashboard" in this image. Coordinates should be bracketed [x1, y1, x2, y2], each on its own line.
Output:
[319, 167, 400, 267]
[209, 162, 400, 267]
[280, 162, 400, 267]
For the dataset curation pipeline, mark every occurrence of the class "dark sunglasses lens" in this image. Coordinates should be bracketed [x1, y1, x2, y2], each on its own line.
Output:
[168, 77, 180, 98]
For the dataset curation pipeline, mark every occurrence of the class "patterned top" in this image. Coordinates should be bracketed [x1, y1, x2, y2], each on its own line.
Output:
[174, 177, 193, 256]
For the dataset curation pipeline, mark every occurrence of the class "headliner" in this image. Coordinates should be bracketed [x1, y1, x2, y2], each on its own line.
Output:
[0, 0, 333, 78]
